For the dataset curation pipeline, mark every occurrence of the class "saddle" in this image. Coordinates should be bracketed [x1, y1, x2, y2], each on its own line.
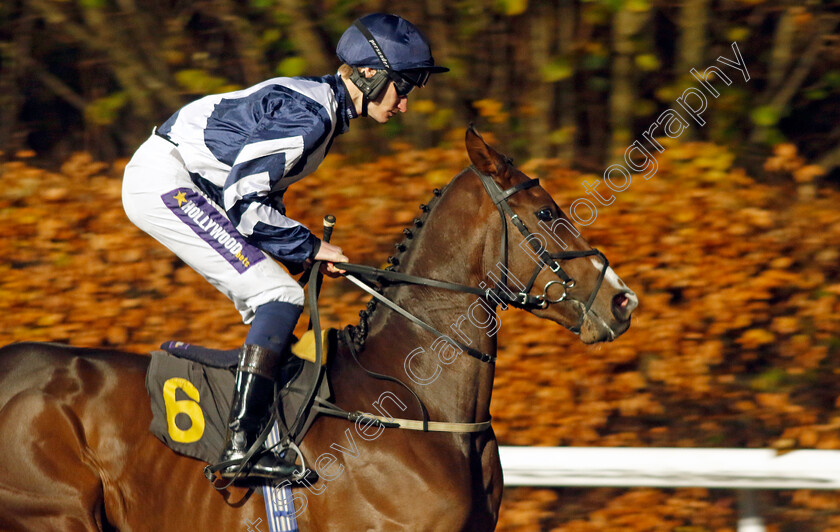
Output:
[145, 329, 336, 468]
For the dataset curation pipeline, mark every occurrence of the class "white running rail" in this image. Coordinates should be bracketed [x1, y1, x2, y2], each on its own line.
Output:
[499, 446, 840, 532]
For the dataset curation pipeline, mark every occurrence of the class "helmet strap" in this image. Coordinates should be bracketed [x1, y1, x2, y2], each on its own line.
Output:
[350, 67, 390, 102]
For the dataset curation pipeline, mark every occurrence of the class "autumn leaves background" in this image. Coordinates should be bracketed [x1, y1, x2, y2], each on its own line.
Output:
[4, 0, 840, 530]
[2, 134, 840, 529]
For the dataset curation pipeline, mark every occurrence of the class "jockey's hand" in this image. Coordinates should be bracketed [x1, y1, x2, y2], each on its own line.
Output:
[315, 242, 348, 277]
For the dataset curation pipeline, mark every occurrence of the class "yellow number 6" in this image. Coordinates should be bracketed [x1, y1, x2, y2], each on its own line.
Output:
[162, 378, 205, 443]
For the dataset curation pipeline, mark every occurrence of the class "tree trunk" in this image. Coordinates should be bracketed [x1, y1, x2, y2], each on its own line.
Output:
[277, 0, 332, 75]
[750, 14, 840, 144]
[556, 1, 575, 162]
[211, 0, 268, 84]
[676, 0, 710, 75]
[423, 0, 457, 143]
[528, 2, 553, 159]
[767, 6, 797, 92]
[610, 7, 650, 160]
[675, 0, 709, 141]
[0, 8, 33, 161]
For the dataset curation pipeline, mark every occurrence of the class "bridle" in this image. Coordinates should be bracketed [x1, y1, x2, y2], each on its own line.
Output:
[336, 165, 609, 363]
[471, 164, 608, 333]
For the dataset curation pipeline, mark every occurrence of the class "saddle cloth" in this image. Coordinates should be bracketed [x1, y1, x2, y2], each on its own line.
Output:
[144, 329, 335, 464]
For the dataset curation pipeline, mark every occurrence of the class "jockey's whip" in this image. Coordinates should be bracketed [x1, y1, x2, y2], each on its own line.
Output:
[308, 214, 335, 330]
[316, 214, 335, 297]
[322, 214, 336, 243]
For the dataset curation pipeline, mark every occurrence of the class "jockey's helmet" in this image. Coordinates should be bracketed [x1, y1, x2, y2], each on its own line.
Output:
[337, 13, 448, 100]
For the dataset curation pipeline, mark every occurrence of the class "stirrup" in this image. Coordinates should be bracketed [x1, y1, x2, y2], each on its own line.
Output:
[205, 441, 311, 486]
[277, 440, 309, 483]
[218, 451, 298, 481]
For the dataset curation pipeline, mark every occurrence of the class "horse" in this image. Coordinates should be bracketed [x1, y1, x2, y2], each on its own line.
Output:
[0, 128, 637, 531]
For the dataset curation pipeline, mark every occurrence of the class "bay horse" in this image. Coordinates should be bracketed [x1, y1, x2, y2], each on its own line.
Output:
[0, 128, 637, 531]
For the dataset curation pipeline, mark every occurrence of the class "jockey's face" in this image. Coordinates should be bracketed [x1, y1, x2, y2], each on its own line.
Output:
[355, 67, 409, 124]
[367, 79, 408, 124]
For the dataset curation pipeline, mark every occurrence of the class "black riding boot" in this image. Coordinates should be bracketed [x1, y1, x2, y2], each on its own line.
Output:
[218, 344, 298, 481]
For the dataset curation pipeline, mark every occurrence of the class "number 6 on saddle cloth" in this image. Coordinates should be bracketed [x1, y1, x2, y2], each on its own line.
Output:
[145, 327, 334, 468]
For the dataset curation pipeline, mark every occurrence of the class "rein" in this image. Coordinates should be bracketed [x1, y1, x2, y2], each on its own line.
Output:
[335, 165, 610, 361]
[338, 263, 495, 363]
[310, 166, 610, 435]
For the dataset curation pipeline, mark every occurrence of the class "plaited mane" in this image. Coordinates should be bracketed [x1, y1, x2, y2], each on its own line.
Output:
[345, 182, 450, 351]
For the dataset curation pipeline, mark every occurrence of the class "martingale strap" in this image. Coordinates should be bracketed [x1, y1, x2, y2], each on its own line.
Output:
[342, 270, 495, 363]
[302, 322, 492, 434]
[315, 328, 492, 434]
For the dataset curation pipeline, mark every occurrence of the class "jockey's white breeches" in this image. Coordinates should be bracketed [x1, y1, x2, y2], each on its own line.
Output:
[122, 134, 304, 324]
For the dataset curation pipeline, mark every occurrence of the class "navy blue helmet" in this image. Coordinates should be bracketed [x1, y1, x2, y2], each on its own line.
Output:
[337, 13, 448, 101]
[337, 13, 448, 73]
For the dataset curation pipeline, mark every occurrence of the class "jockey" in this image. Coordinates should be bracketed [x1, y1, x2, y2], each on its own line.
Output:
[122, 13, 447, 482]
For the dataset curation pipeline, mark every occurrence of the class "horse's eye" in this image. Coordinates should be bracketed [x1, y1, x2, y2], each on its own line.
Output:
[536, 208, 553, 221]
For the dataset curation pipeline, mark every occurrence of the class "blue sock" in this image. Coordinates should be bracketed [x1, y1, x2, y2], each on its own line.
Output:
[246, 301, 303, 353]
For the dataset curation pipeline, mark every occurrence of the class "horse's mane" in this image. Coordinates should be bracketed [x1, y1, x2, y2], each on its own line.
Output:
[345, 179, 453, 352]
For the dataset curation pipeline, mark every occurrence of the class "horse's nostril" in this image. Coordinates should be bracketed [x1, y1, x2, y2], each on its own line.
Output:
[614, 293, 628, 308]
[612, 291, 637, 320]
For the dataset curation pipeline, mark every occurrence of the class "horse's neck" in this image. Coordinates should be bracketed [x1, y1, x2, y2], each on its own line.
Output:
[363, 173, 498, 423]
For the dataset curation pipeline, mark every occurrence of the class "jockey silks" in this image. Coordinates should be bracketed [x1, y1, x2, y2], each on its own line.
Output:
[155, 74, 356, 264]
[123, 74, 356, 323]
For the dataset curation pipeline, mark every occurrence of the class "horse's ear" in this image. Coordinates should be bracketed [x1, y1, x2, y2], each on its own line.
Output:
[465, 126, 506, 175]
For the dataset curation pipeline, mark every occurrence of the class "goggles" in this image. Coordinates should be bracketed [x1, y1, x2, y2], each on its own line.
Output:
[390, 69, 430, 97]
[352, 19, 430, 97]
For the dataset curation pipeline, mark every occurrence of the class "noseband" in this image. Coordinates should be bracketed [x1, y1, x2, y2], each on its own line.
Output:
[470, 165, 608, 334]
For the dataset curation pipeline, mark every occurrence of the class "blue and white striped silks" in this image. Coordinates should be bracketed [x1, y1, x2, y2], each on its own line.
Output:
[157, 75, 355, 264]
